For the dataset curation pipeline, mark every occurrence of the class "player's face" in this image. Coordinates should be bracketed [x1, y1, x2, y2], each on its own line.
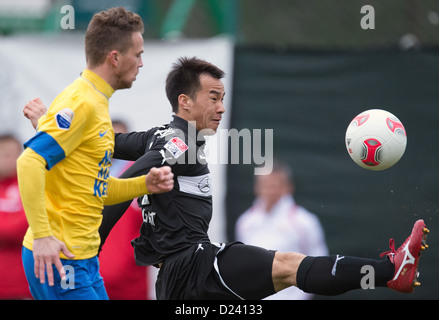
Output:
[189, 74, 225, 133]
[115, 32, 144, 89]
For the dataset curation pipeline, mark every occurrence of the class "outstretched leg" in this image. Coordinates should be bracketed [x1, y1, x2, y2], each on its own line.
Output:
[286, 219, 428, 295]
[295, 254, 394, 295]
[218, 219, 428, 298]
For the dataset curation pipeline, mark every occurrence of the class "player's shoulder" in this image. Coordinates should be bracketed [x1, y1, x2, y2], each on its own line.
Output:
[51, 79, 93, 109]
[148, 123, 184, 144]
[152, 123, 180, 137]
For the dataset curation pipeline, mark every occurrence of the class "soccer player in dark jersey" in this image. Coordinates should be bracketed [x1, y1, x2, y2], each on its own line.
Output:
[27, 57, 429, 299]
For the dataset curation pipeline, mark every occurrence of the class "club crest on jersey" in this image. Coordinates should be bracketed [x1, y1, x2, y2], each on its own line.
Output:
[164, 137, 188, 159]
[56, 108, 74, 130]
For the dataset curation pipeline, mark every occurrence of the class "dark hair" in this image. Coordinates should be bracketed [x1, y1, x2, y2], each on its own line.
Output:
[85, 7, 144, 67]
[165, 57, 225, 113]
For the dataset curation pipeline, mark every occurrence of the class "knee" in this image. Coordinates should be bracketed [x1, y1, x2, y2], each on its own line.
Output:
[272, 251, 306, 292]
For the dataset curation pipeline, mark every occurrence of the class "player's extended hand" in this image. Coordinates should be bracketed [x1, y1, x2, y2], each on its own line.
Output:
[23, 97, 47, 130]
[145, 166, 174, 194]
[32, 236, 75, 286]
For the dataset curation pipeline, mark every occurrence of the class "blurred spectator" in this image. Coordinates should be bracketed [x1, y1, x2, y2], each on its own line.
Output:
[98, 119, 152, 300]
[0, 134, 32, 299]
[235, 160, 328, 300]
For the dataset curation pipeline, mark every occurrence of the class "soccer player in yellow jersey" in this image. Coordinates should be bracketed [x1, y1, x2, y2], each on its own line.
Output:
[17, 7, 173, 300]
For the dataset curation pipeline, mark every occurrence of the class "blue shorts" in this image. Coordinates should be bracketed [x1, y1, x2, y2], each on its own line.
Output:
[22, 247, 109, 300]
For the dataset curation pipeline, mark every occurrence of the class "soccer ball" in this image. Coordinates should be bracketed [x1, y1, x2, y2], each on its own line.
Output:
[345, 109, 407, 171]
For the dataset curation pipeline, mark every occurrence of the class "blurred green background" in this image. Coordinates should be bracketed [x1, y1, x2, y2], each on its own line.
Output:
[1, 0, 439, 48]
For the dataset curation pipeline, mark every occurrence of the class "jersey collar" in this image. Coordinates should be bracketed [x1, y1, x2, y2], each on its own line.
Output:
[171, 115, 206, 147]
[80, 69, 115, 100]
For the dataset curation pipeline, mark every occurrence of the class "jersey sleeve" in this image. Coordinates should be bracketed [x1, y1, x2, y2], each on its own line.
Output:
[16, 148, 53, 239]
[25, 99, 90, 169]
[114, 131, 149, 161]
[104, 175, 149, 206]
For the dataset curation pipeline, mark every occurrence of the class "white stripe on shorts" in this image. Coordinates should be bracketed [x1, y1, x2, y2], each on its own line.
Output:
[212, 243, 245, 300]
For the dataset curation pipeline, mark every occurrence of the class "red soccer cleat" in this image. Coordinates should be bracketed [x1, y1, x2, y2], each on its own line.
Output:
[380, 219, 429, 293]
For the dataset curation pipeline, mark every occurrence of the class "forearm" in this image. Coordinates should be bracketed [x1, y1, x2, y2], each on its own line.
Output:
[16, 148, 52, 239]
[104, 175, 149, 206]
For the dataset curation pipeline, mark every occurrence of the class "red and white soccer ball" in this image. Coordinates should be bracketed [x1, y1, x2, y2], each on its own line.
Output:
[345, 109, 407, 171]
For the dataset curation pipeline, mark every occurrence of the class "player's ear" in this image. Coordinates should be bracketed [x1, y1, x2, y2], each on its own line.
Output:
[108, 50, 119, 67]
[178, 94, 192, 112]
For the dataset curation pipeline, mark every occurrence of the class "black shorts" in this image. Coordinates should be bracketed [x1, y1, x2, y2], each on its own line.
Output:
[155, 242, 276, 300]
